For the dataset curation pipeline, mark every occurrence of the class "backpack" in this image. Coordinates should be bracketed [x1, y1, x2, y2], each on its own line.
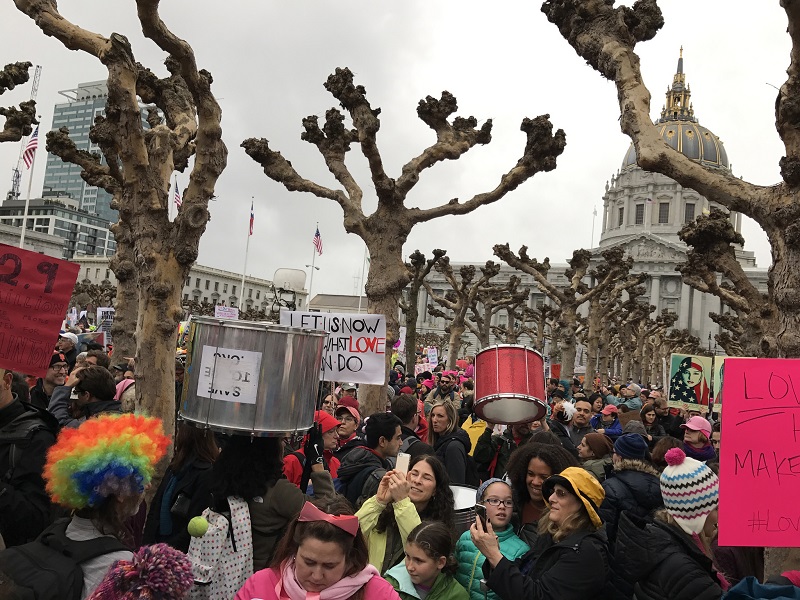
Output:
[399, 436, 420, 454]
[335, 465, 386, 508]
[0, 403, 58, 484]
[187, 496, 253, 600]
[0, 518, 128, 600]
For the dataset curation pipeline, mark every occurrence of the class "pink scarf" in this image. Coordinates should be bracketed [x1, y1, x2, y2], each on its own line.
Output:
[275, 559, 379, 600]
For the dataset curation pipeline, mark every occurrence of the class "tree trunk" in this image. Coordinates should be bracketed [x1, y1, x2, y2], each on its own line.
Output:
[108, 222, 137, 362]
[559, 305, 578, 380]
[585, 297, 602, 385]
[447, 322, 465, 372]
[403, 291, 420, 359]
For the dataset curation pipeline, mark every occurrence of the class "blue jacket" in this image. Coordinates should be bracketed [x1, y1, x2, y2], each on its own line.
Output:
[385, 563, 469, 600]
[590, 414, 622, 440]
[455, 525, 529, 600]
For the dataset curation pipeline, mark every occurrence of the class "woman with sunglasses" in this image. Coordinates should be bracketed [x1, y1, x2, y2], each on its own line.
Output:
[455, 479, 529, 600]
[470, 468, 610, 600]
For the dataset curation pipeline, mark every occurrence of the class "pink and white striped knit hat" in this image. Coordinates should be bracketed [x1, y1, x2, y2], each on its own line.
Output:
[660, 447, 719, 535]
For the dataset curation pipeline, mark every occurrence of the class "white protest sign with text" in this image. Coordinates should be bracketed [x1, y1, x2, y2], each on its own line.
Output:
[196, 345, 262, 404]
[214, 305, 239, 320]
[280, 310, 386, 385]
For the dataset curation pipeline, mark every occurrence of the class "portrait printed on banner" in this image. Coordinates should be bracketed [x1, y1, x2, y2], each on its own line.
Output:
[668, 353, 713, 414]
[711, 356, 727, 414]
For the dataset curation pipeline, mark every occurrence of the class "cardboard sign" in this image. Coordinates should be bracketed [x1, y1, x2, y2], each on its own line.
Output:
[196, 345, 262, 405]
[0, 244, 80, 376]
[427, 346, 438, 367]
[718, 358, 800, 547]
[214, 305, 239, 320]
[280, 310, 385, 385]
[96, 307, 115, 343]
[668, 353, 713, 414]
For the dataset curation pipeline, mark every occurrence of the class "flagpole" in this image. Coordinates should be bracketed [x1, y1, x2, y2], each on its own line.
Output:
[19, 147, 38, 249]
[590, 206, 598, 248]
[357, 244, 367, 312]
[238, 199, 252, 310]
[308, 221, 318, 303]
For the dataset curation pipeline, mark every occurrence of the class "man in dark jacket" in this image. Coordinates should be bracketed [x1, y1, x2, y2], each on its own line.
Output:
[598, 433, 664, 546]
[390, 393, 434, 458]
[474, 421, 532, 480]
[48, 365, 122, 428]
[653, 396, 685, 439]
[28, 352, 69, 410]
[0, 368, 58, 547]
[335, 412, 402, 506]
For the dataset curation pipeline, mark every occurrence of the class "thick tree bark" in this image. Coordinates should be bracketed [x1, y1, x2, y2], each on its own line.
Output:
[15, 0, 227, 447]
[0, 61, 37, 143]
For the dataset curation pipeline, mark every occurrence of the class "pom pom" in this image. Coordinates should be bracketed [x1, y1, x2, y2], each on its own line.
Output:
[188, 516, 209, 537]
[664, 447, 686, 466]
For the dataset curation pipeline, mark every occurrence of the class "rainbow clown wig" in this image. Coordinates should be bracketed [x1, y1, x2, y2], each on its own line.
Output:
[45, 414, 170, 509]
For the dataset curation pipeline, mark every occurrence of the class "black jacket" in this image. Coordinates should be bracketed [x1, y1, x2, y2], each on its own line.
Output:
[433, 428, 471, 485]
[484, 527, 610, 600]
[615, 512, 723, 600]
[599, 458, 663, 545]
[334, 434, 366, 462]
[656, 413, 684, 440]
[474, 426, 531, 481]
[143, 458, 214, 552]
[28, 379, 52, 411]
[547, 419, 580, 459]
[336, 446, 390, 504]
[0, 399, 58, 547]
[399, 426, 434, 459]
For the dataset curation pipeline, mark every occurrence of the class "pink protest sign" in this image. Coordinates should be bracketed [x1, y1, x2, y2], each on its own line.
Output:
[718, 358, 800, 546]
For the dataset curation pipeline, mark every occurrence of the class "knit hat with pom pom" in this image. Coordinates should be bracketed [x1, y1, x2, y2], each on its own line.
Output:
[660, 447, 719, 535]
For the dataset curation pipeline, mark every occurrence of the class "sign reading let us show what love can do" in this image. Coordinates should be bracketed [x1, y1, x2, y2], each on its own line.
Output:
[719, 358, 800, 547]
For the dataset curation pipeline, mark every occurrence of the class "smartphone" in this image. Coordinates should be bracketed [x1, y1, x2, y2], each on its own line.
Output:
[474, 503, 487, 529]
[395, 452, 411, 475]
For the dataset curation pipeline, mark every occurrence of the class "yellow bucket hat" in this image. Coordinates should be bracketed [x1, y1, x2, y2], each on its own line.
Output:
[542, 466, 606, 528]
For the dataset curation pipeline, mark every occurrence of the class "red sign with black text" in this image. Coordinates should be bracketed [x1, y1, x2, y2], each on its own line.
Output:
[0, 244, 80, 376]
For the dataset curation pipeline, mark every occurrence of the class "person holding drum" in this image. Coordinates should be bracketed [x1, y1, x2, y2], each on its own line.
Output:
[356, 455, 455, 574]
[427, 401, 472, 485]
[505, 442, 578, 546]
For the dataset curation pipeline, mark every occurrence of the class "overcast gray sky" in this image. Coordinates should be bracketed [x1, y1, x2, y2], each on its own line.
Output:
[0, 1, 788, 297]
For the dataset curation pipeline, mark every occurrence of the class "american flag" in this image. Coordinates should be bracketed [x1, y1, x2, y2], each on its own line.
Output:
[23, 126, 39, 169]
[249, 201, 254, 236]
[174, 182, 182, 208]
[313, 227, 323, 255]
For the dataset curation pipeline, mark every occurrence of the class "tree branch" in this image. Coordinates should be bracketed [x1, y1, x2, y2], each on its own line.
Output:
[0, 62, 37, 143]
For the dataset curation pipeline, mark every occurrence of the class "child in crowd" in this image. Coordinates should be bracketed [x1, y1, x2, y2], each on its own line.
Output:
[680, 416, 716, 462]
[590, 404, 623, 440]
[455, 479, 529, 600]
[385, 521, 469, 600]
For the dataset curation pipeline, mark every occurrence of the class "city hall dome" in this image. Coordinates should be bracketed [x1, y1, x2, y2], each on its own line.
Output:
[622, 49, 729, 171]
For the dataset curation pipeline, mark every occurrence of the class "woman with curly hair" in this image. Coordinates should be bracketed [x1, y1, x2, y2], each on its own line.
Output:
[235, 497, 400, 600]
[43, 413, 171, 598]
[357, 455, 455, 574]
[210, 435, 335, 570]
[505, 442, 578, 546]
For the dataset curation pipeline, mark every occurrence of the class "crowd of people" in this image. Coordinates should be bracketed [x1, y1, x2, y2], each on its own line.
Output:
[1, 345, 799, 600]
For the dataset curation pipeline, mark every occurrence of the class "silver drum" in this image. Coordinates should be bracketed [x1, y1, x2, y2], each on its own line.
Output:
[451, 484, 478, 537]
[179, 316, 327, 436]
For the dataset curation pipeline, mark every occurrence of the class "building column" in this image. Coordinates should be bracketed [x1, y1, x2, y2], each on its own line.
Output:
[649, 275, 661, 313]
[678, 281, 691, 330]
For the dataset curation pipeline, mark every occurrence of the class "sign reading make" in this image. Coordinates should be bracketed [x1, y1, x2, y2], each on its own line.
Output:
[719, 358, 800, 547]
[280, 310, 386, 385]
[0, 244, 80, 376]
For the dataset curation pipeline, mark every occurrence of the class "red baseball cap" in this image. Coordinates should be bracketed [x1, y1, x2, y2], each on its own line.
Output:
[314, 410, 342, 434]
[335, 405, 360, 425]
[601, 405, 619, 416]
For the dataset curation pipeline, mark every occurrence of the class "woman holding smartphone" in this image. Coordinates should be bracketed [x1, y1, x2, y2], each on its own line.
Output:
[357, 455, 454, 574]
[455, 479, 529, 600]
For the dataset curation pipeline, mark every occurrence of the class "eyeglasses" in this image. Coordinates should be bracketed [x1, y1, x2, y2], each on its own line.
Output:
[483, 498, 514, 508]
[50, 364, 69, 372]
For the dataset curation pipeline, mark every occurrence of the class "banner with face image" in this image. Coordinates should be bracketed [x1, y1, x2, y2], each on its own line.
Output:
[667, 353, 713, 414]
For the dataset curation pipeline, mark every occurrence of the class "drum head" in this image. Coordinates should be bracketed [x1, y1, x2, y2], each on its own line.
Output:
[475, 395, 547, 425]
[450, 484, 478, 510]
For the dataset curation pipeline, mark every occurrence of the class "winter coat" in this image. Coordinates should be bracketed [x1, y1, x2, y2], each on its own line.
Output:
[335, 433, 366, 461]
[598, 458, 663, 545]
[455, 525, 529, 600]
[590, 414, 623, 440]
[385, 563, 469, 600]
[248, 469, 335, 571]
[433, 429, 472, 485]
[643, 423, 666, 448]
[66, 516, 133, 599]
[356, 496, 422, 573]
[424, 388, 462, 416]
[282, 448, 340, 485]
[483, 527, 610, 600]
[615, 512, 724, 600]
[28, 380, 52, 410]
[234, 564, 401, 600]
[337, 446, 391, 504]
[399, 426, 435, 459]
[582, 456, 613, 483]
[47, 385, 122, 429]
[656, 413, 684, 440]
[142, 458, 214, 552]
[0, 399, 57, 547]
[473, 427, 531, 481]
[604, 393, 642, 412]
[546, 419, 579, 459]
[568, 424, 596, 448]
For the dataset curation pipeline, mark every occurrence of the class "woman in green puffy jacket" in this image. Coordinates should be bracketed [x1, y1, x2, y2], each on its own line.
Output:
[454, 479, 529, 600]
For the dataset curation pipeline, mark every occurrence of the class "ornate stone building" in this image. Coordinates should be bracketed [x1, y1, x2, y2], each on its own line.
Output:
[415, 51, 768, 367]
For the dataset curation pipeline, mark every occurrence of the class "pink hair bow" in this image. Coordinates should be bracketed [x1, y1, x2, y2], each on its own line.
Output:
[298, 502, 359, 537]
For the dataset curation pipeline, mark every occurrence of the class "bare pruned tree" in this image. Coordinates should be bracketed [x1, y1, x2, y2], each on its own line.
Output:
[0, 61, 36, 142]
[400, 249, 446, 358]
[14, 0, 227, 442]
[243, 68, 565, 414]
[466, 274, 529, 348]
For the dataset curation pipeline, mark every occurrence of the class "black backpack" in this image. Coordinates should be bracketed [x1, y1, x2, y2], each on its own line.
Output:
[0, 518, 128, 600]
[438, 437, 481, 487]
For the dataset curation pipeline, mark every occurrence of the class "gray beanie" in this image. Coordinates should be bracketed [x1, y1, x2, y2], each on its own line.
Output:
[476, 477, 511, 502]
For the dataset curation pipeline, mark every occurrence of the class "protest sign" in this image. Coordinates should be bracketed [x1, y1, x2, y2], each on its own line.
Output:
[0, 244, 80, 376]
[719, 358, 800, 547]
[280, 310, 385, 384]
[195, 345, 262, 405]
[712, 355, 728, 414]
[214, 305, 239, 320]
[96, 307, 115, 343]
[668, 353, 713, 414]
[427, 346, 438, 367]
